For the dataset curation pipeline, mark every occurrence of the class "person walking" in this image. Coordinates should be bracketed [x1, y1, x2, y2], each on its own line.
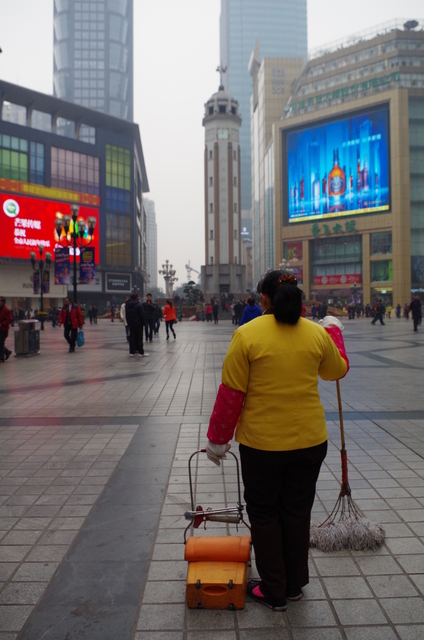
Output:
[163, 299, 177, 340]
[396, 303, 402, 319]
[0, 297, 13, 363]
[205, 303, 213, 323]
[234, 300, 243, 325]
[409, 294, 422, 332]
[58, 297, 83, 353]
[239, 296, 262, 326]
[125, 294, 148, 357]
[143, 293, 156, 343]
[230, 303, 236, 325]
[92, 305, 98, 324]
[51, 306, 58, 328]
[386, 304, 392, 319]
[212, 301, 219, 325]
[404, 303, 410, 320]
[154, 300, 163, 335]
[371, 300, 385, 326]
[88, 306, 93, 325]
[110, 305, 115, 322]
[205, 270, 348, 611]
[311, 303, 317, 321]
[120, 297, 130, 342]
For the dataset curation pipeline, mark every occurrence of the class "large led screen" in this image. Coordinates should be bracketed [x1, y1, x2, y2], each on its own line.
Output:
[0, 193, 100, 262]
[287, 108, 390, 223]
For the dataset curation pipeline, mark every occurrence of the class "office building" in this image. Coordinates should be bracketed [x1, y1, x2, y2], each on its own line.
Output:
[144, 198, 158, 289]
[249, 43, 304, 280]
[53, 0, 133, 131]
[0, 79, 149, 311]
[201, 86, 246, 296]
[220, 0, 307, 218]
[266, 19, 424, 307]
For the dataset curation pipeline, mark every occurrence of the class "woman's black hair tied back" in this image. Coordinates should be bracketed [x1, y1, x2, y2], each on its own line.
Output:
[259, 269, 302, 325]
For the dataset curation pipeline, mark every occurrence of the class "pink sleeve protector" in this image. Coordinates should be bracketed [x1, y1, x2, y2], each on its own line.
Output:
[324, 325, 349, 378]
[207, 384, 246, 445]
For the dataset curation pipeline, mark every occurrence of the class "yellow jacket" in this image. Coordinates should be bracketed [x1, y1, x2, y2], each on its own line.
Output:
[221, 315, 347, 451]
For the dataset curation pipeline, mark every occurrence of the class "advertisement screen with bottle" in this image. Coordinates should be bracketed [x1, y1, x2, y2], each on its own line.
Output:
[287, 107, 390, 223]
[0, 193, 100, 262]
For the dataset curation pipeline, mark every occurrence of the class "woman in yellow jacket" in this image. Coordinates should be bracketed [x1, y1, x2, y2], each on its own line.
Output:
[162, 299, 177, 340]
[206, 270, 349, 611]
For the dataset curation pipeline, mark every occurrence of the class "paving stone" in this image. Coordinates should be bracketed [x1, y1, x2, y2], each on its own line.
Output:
[12, 562, 59, 582]
[322, 576, 373, 599]
[345, 627, 397, 639]
[0, 606, 35, 631]
[0, 582, 47, 605]
[137, 604, 185, 631]
[396, 626, 424, 639]
[367, 574, 419, 598]
[380, 597, 424, 623]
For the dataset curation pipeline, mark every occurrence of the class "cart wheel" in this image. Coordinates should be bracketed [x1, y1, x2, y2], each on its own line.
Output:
[228, 580, 233, 589]
[196, 580, 201, 590]
[228, 603, 235, 610]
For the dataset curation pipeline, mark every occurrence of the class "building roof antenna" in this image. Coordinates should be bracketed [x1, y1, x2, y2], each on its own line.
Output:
[216, 65, 227, 90]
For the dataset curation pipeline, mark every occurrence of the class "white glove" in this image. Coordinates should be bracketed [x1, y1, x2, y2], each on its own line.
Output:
[319, 316, 344, 332]
[206, 441, 231, 466]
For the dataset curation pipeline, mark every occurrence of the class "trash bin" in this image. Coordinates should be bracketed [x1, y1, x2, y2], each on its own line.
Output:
[14, 320, 40, 356]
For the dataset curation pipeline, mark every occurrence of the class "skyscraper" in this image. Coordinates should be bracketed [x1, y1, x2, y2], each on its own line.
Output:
[144, 198, 158, 289]
[53, 0, 133, 129]
[220, 0, 308, 214]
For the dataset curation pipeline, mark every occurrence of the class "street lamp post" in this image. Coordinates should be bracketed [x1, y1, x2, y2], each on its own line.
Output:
[159, 260, 178, 298]
[30, 244, 52, 331]
[55, 204, 96, 304]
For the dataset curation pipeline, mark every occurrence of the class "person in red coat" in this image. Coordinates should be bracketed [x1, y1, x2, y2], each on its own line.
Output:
[0, 297, 13, 362]
[59, 297, 83, 352]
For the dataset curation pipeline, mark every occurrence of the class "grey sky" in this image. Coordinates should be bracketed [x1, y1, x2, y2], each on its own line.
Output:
[0, 0, 422, 288]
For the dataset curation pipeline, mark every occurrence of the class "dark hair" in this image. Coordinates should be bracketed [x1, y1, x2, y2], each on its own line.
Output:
[166, 299, 173, 308]
[259, 270, 302, 325]
[0, 297, 6, 304]
[147, 293, 152, 297]
[130, 293, 137, 300]
[247, 296, 256, 306]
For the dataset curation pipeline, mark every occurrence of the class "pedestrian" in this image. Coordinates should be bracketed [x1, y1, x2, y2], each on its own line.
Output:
[234, 300, 243, 325]
[178, 305, 183, 322]
[0, 297, 13, 363]
[51, 306, 58, 328]
[92, 305, 98, 324]
[195, 301, 202, 322]
[404, 303, 410, 320]
[311, 303, 317, 321]
[396, 303, 402, 319]
[409, 294, 422, 332]
[143, 293, 156, 342]
[230, 303, 236, 325]
[386, 304, 392, 319]
[88, 306, 93, 325]
[120, 297, 130, 342]
[154, 300, 163, 334]
[125, 294, 148, 357]
[239, 296, 262, 326]
[212, 301, 219, 324]
[371, 300, 385, 326]
[163, 299, 177, 340]
[79, 303, 86, 324]
[58, 297, 83, 353]
[205, 270, 348, 611]
[205, 303, 213, 323]
[110, 305, 115, 322]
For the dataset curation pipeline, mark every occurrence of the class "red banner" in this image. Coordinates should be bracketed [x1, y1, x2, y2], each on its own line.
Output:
[313, 274, 362, 286]
[0, 193, 99, 263]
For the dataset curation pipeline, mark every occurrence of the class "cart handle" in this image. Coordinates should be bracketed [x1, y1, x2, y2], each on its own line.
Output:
[187, 449, 243, 512]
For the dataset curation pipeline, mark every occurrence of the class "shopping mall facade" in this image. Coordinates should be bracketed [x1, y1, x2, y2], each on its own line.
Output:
[256, 21, 424, 307]
[0, 80, 149, 313]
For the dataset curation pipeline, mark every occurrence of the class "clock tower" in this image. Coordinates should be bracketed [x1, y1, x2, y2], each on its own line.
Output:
[201, 85, 246, 297]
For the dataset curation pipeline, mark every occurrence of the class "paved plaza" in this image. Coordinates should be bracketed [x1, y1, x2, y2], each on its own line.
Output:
[0, 315, 424, 639]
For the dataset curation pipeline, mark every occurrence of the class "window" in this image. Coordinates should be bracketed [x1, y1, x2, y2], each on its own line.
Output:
[0, 134, 28, 182]
[371, 232, 392, 256]
[210, 203, 213, 213]
[234, 230, 238, 239]
[210, 230, 213, 240]
[106, 187, 131, 213]
[234, 150, 236, 160]
[30, 142, 44, 185]
[234, 177, 237, 186]
[210, 256, 214, 264]
[106, 212, 132, 266]
[234, 202, 237, 212]
[51, 147, 100, 194]
[106, 144, 131, 190]
[231, 106, 236, 115]
[219, 105, 226, 114]
[371, 260, 392, 282]
[209, 150, 212, 160]
[209, 177, 213, 186]
[208, 106, 213, 115]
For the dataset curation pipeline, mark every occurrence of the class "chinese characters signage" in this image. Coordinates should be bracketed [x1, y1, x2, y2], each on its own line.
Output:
[312, 219, 357, 237]
[314, 274, 362, 286]
[0, 194, 100, 262]
[80, 248, 96, 285]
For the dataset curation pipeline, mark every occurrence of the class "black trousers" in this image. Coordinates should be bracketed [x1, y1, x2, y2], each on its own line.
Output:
[413, 314, 420, 331]
[371, 313, 385, 325]
[64, 326, 78, 351]
[239, 440, 327, 601]
[165, 320, 176, 338]
[129, 326, 144, 355]
[0, 331, 11, 361]
[145, 318, 155, 341]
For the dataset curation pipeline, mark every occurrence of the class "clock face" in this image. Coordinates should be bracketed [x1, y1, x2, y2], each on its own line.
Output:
[217, 128, 229, 140]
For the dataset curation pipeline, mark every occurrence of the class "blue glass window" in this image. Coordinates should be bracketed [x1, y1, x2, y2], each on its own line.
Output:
[106, 186, 131, 212]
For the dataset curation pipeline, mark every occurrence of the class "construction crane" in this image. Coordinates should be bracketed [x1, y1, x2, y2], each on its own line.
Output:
[185, 260, 200, 282]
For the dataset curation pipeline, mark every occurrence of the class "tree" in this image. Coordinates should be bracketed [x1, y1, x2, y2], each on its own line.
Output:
[184, 281, 202, 305]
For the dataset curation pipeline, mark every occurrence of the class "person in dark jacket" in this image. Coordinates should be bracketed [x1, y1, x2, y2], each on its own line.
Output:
[409, 294, 422, 332]
[58, 297, 83, 352]
[212, 301, 219, 324]
[371, 300, 385, 326]
[239, 297, 262, 326]
[154, 300, 163, 334]
[234, 301, 243, 325]
[126, 294, 148, 357]
[143, 293, 156, 342]
[0, 298, 13, 362]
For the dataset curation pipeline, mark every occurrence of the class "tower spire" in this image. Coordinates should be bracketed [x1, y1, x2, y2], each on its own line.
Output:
[216, 65, 227, 89]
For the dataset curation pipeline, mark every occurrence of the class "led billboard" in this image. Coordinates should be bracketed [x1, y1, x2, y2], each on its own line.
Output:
[0, 193, 100, 262]
[287, 108, 390, 223]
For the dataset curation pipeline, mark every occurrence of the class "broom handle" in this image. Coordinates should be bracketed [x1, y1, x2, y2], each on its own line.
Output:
[336, 379, 349, 485]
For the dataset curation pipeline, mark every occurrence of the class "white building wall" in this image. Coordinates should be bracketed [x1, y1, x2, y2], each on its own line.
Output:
[144, 198, 157, 289]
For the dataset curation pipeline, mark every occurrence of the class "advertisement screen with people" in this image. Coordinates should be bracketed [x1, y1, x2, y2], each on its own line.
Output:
[0, 193, 100, 262]
[287, 107, 390, 223]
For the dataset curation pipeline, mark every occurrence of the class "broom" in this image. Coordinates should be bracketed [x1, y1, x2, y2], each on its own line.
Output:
[310, 380, 385, 552]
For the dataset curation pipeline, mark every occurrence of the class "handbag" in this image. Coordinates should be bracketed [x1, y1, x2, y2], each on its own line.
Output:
[77, 330, 85, 347]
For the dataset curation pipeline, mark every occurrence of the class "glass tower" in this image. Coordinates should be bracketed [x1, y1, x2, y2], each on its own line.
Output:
[220, 0, 308, 211]
[53, 0, 133, 128]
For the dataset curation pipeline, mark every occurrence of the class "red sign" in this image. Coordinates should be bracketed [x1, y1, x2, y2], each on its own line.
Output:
[286, 241, 303, 261]
[313, 274, 362, 286]
[0, 193, 99, 263]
